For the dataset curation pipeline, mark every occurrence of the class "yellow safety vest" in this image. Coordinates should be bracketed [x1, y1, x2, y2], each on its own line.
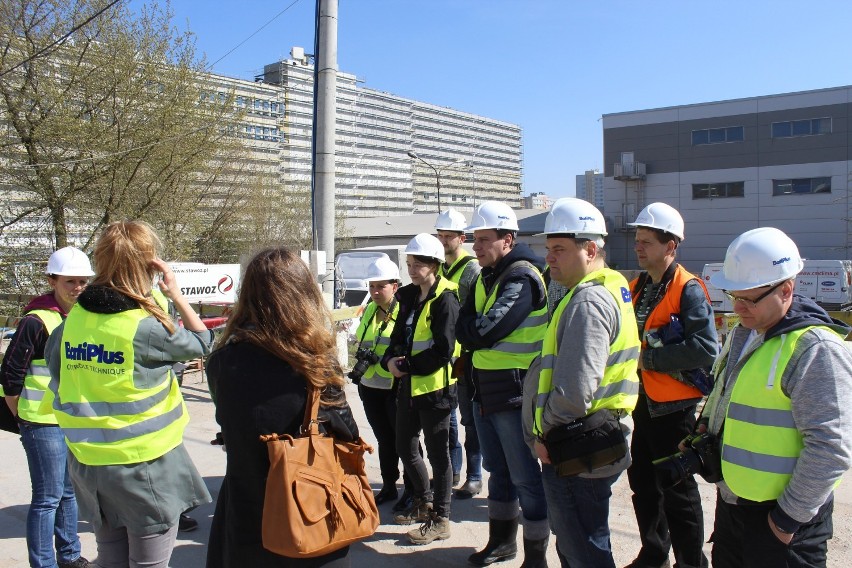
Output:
[534, 268, 640, 437]
[355, 301, 398, 389]
[53, 305, 188, 465]
[410, 278, 459, 397]
[721, 326, 842, 501]
[17, 309, 64, 424]
[472, 263, 548, 370]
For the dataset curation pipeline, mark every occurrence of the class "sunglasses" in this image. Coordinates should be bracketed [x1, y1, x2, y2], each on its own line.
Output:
[723, 281, 784, 309]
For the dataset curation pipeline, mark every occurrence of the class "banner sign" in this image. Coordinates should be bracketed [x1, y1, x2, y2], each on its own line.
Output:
[169, 263, 241, 304]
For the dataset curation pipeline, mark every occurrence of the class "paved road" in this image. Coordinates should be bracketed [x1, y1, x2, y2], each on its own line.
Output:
[0, 370, 849, 567]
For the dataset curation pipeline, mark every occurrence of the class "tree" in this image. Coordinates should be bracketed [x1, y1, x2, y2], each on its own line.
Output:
[0, 0, 242, 255]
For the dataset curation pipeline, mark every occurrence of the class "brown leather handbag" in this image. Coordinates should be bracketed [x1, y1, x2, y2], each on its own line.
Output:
[259, 386, 379, 558]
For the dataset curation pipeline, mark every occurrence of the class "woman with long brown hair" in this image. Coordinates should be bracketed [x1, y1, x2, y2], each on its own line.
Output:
[45, 220, 213, 568]
[206, 247, 358, 568]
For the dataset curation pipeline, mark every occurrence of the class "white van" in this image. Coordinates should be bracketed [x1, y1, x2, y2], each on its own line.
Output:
[795, 260, 852, 311]
[702, 260, 852, 312]
[701, 263, 733, 312]
[335, 246, 412, 307]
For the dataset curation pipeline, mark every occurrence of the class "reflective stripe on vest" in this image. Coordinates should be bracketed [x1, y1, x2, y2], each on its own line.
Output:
[534, 268, 640, 437]
[630, 265, 709, 402]
[54, 305, 187, 465]
[721, 326, 841, 501]
[472, 265, 547, 370]
[410, 278, 459, 397]
[17, 309, 64, 424]
[355, 301, 398, 390]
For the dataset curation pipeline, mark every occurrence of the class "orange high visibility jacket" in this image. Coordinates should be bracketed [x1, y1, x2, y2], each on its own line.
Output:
[630, 264, 710, 402]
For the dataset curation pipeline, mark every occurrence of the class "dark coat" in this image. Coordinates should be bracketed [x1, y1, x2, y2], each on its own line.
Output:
[205, 340, 358, 568]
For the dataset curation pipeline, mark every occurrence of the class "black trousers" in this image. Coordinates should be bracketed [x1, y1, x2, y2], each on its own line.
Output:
[395, 384, 452, 518]
[711, 494, 833, 568]
[358, 383, 411, 490]
[626, 395, 707, 567]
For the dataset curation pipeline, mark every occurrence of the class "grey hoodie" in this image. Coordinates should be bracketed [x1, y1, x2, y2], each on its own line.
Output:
[701, 295, 852, 533]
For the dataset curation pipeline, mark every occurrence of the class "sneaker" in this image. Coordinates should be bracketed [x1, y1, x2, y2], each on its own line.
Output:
[453, 478, 482, 499]
[407, 512, 450, 545]
[178, 513, 199, 532]
[374, 484, 398, 505]
[392, 488, 413, 513]
[58, 558, 91, 568]
[393, 498, 433, 525]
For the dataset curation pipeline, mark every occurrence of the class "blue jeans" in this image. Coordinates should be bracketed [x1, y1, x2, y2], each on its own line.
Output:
[20, 423, 81, 568]
[449, 407, 462, 477]
[542, 463, 619, 568]
[472, 402, 547, 522]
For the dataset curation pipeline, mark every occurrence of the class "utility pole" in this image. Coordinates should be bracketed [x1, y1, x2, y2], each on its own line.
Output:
[312, 0, 338, 299]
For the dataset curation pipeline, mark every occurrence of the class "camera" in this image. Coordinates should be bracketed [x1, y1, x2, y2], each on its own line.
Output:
[653, 432, 722, 487]
[348, 347, 379, 383]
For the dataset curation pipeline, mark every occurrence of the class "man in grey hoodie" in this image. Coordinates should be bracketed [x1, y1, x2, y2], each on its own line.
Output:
[701, 227, 852, 567]
[522, 198, 640, 568]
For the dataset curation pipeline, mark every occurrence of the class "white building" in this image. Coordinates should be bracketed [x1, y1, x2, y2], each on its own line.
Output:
[256, 48, 524, 217]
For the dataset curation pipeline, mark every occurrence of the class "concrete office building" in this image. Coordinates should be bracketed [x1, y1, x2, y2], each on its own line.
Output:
[576, 169, 604, 209]
[602, 86, 852, 273]
[258, 48, 523, 217]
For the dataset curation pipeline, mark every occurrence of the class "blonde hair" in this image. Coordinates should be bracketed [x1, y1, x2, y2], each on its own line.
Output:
[92, 221, 175, 333]
[216, 247, 344, 395]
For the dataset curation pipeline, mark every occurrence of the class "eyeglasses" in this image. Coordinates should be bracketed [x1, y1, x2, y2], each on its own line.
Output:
[723, 281, 784, 309]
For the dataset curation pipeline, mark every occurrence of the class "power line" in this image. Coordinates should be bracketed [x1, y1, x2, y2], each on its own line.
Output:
[206, 0, 302, 72]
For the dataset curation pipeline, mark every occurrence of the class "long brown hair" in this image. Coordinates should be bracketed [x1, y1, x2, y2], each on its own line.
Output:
[92, 220, 175, 333]
[216, 247, 344, 392]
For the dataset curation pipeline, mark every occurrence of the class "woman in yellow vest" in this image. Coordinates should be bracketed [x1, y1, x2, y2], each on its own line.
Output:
[0, 247, 93, 568]
[385, 234, 459, 545]
[44, 221, 213, 568]
[350, 256, 412, 509]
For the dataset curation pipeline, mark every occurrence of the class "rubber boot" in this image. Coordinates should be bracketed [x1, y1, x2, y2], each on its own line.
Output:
[468, 517, 519, 566]
[519, 536, 549, 568]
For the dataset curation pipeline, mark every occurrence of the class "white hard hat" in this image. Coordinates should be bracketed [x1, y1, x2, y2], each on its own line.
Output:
[466, 201, 519, 232]
[46, 246, 95, 277]
[710, 227, 804, 291]
[537, 197, 607, 237]
[434, 209, 468, 232]
[365, 256, 401, 282]
[405, 233, 445, 262]
[627, 202, 685, 241]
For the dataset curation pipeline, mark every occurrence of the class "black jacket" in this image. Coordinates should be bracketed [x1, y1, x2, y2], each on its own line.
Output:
[455, 243, 547, 413]
[206, 340, 358, 568]
[384, 277, 459, 410]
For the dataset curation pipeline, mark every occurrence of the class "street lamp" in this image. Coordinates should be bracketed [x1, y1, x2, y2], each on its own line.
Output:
[407, 151, 468, 213]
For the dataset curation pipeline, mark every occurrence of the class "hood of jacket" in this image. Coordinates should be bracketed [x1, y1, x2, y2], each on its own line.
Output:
[765, 294, 851, 340]
[23, 292, 64, 316]
[77, 285, 140, 315]
[485, 242, 544, 279]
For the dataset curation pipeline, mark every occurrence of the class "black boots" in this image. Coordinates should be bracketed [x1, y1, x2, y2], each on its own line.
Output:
[519, 536, 549, 568]
[468, 517, 519, 566]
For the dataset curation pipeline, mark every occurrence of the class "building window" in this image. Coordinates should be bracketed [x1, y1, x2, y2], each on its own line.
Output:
[771, 118, 831, 138]
[772, 177, 831, 195]
[692, 182, 745, 199]
[691, 126, 744, 145]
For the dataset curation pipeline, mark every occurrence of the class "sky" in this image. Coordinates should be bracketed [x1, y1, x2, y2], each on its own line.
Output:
[129, 0, 852, 199]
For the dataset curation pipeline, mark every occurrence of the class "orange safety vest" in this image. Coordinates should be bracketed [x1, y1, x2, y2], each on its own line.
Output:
[630, 264, 709, 402]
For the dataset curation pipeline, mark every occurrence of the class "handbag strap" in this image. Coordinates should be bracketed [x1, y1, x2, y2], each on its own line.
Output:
[301, 385, 322, 435]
